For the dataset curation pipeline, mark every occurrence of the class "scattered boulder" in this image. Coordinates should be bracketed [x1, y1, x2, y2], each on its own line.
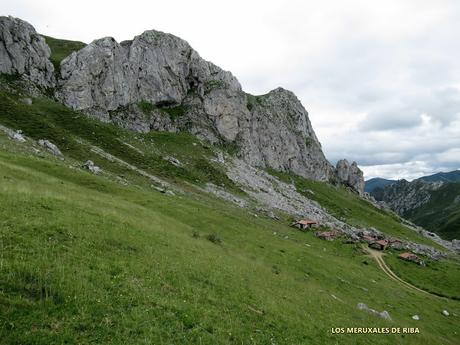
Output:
[164, 155, 183, 167]
[379, 311, 392, 320]
[20, 97, 32, 105]
[442, 310, 449, 316]
[116, 176, 128, 185]
[9, 129, 26, 142]
[38, 139, 63, 157]
[412, 315, 420, 321]
[83, 160, 101, 174]
[357, 303, 392, 321]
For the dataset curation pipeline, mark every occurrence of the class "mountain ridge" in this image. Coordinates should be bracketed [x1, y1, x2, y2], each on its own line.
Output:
[0, 15, 364, 193]
[370, 177, 460, 240]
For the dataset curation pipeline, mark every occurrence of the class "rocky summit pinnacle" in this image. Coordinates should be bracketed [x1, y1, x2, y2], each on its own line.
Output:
[0, 16, 55, 87]
[0, 15, 365, 193]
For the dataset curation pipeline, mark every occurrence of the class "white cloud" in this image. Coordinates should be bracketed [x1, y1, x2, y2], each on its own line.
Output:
[3, 0, 460, 180]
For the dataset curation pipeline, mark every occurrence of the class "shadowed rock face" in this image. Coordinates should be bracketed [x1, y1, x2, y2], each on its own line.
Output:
[336, 159, 365, 195]
[0, 16, 55, 87]
[0, 16, 364, 190]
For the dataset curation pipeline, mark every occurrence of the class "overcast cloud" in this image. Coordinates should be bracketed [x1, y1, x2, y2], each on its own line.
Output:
[4, 0, 460, 180]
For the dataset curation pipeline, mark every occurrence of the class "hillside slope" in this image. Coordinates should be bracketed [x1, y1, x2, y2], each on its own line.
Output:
[1, 15, 459, 345]
[1, 123, 460, 345]
[1, 71, 459, 343]
[371, 179, 460, 240]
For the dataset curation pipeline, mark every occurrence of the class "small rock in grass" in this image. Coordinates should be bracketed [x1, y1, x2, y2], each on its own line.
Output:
[379, 311, 391, 320]
[357, 303, 367, 310]
[9, 130, 26, 142]
[412, 315, 420, 321]
[83, 160, 101, 174]
[38, 139, 63, 157]
[442, 310, 449, 316]
[20, 97, 32, 105]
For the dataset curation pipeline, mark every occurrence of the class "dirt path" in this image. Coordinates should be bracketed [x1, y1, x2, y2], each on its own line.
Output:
[363, 246, 445, 299]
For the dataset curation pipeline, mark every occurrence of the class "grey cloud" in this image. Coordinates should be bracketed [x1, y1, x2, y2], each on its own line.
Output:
[359, 109, 422, 131]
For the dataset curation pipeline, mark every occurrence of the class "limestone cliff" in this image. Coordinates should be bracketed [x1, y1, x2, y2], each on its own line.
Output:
[0, 16, 55, 87]
[0, 16, 364, 191]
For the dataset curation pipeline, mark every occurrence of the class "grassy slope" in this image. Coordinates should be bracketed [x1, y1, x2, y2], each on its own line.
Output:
[267, 170, 443, 249]
[0, 148, 459, 345]
[404, 183, 460, 240]
[385, 253, 460, 300]
[41, 35, 86, 70]
[0, 84, 241, 194]
[0, 72, 459, 343]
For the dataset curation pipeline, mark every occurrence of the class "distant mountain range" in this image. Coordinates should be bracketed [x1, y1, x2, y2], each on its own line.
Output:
[364, 177, 397, 193]
[365, 170, 460, 193]
[366, 170, 460, 240]
[418, 170, 460, 183]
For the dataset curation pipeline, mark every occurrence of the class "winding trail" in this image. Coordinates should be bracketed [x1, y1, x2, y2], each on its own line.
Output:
[363, 246, 445, 299]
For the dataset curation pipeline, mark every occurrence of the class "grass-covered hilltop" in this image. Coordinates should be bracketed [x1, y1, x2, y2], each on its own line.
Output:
[0, 15, 459, 345]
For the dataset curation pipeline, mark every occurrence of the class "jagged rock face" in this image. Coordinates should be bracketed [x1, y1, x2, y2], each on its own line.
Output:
[242, 88, 334, 181]
[57, 31, 240, 120]
[335, 159, 365, 194]
[5, 17, 363, 187]
[0, 16, 55, 87]
[371, 179, 442, 215]
[57, 30, 336, 181]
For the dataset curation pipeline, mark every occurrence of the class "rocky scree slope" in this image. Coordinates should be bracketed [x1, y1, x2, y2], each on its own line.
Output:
[0, 15, 364, 193]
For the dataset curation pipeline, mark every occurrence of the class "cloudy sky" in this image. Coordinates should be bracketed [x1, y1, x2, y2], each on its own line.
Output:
[5, 0, 460, 180]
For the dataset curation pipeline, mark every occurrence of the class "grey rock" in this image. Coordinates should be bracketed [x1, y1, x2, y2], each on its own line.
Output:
[55, 27, 356, 184]
[379, 311, 392, 320]
[116, 176, 128, 185]
[83, 160, 101, 174]
[336, 159, 365, 195]
[0, 16, 54, 87]
[0, 124, 26, 142]
[442, 310, 449, 316]
[10, 130, 26, 142]
[357, 303, 391, 320]
[38, 139, 63, 157]
[412, 315, 420, 320]
[357, 302, 368, 310]
[164, 155, 183, 167]
[6, 17, 364, 191]
[20, 97, 32, 105]
[241, 88, 334, 181]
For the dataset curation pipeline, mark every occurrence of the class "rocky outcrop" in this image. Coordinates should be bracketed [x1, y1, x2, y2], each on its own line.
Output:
[336, 159, 365, 194]
[242, 88, 334, 181]
[56, 31, 240, 122]
[55, 29, 337, 182]
[83, 160, 101, 174]
[0, 16, 54, 87]
[2, 16, 364, 190]
[38, 139, 63, 157]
